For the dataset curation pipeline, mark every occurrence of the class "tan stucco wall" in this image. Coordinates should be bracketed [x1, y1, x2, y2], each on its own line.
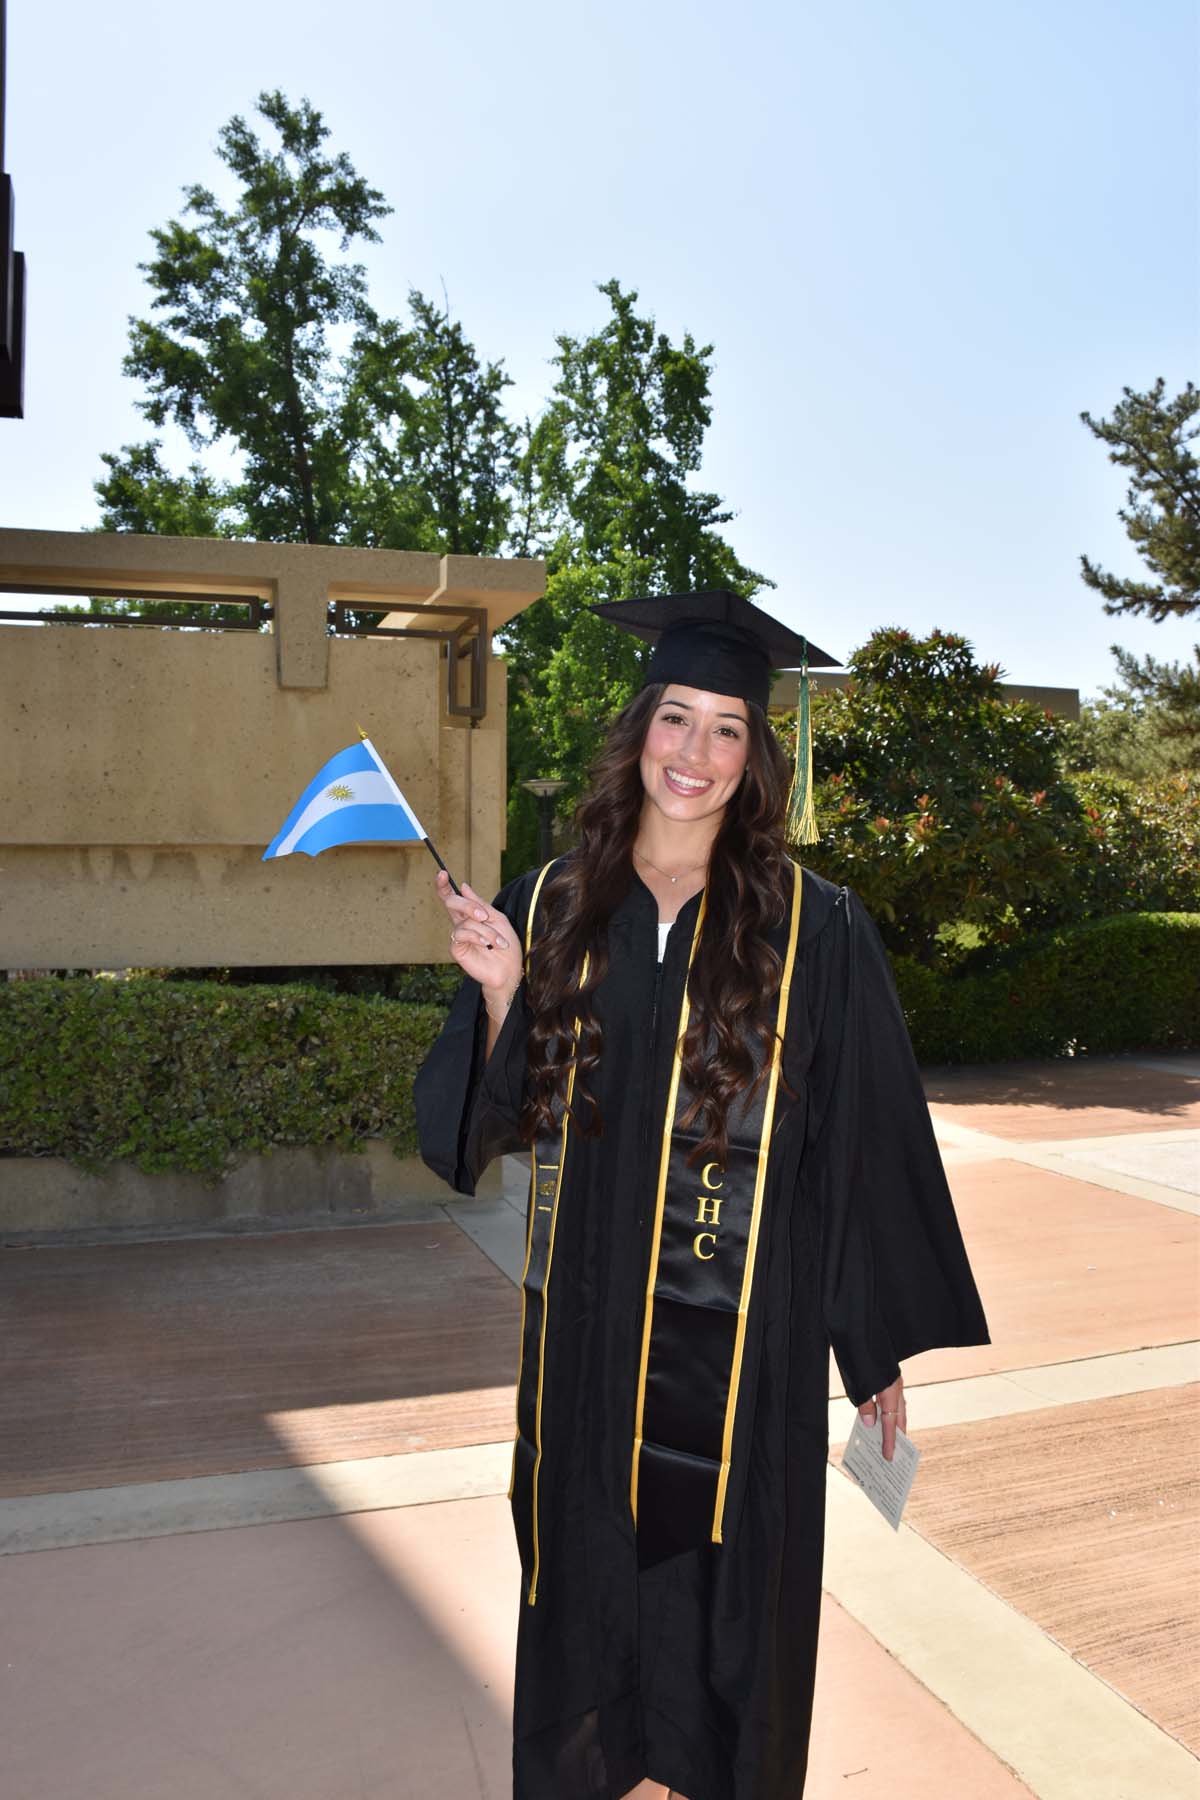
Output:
[3, 627, 445, 845]
[0, 529, 543, 967]
[0, 1144, 501, 1242]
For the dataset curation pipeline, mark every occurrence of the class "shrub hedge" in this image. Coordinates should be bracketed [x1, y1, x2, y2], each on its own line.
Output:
[0, 978, 447, 1179]
[3, 912, 1195, 1179]
[893, 911, 1200, 1064]
[135, 962, 465, 1006]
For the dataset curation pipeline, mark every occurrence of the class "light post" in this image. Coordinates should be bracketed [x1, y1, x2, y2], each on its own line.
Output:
[522, 778, 569, 865]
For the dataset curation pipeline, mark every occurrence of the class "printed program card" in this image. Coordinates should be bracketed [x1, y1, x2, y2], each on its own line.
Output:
[840, 1411, 920, 1530]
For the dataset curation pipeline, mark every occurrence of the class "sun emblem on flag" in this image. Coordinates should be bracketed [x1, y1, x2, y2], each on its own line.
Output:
[327, 782, 355, 802]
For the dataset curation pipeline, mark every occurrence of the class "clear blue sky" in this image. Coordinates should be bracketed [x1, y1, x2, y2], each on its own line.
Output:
[1, 0, 1195, 697]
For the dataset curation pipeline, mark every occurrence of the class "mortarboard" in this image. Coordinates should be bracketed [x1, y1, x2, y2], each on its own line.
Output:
[588, 589, 840, 845]
[588, 590, 837, 710]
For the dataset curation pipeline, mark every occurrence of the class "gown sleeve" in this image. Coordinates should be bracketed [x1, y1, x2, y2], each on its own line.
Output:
[800, 885, 991, 1406]
[412, 873, 534, 1197]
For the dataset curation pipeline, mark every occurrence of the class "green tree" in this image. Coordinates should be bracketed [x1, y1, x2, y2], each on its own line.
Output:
[1070, 643, 1200, 780]
[342, 289, 518, 555]
[1063, 770, 1199, 919]
[86, 441, 247, 626]
[92, 93, 516, 579]
[499, 280, 767, 875]
[93, 441, 238, 538]
[100, 90, 389, 546]
[525, 278, 765, 589]
[775, 628, 1087, 962]
[1079, 377, 1199, 621]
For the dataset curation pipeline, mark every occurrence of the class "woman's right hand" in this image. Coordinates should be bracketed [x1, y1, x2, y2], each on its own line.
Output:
[436, 869, 524, 1012]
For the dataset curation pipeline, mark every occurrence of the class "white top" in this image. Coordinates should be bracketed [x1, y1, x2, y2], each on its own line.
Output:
[657, 920, 673, 962]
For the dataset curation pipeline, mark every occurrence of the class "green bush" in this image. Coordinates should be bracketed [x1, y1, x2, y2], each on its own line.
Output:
[771, 630, 1200, 961]
[0, 977, 448, 1180]
[1060, 771, 1200, 919]
[773, 627, 1085, 961]
[130, 962, 465, 1005]
[4, 915, 1195, 1180]
[894, 912, 1200, 1063]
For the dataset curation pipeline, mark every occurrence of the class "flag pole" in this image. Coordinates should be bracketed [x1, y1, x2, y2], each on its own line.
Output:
[422, 835, 462, 896]
[357, 724, 462, 896]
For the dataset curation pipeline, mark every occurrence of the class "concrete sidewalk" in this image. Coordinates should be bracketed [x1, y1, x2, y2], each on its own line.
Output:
[1, 1052, 1196, 1798]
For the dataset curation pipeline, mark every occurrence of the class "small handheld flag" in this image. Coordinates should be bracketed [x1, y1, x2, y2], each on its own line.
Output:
[262, 736, 461, 892]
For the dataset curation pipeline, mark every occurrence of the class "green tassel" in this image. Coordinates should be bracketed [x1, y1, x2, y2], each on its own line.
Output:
[785, 645, 820, 847]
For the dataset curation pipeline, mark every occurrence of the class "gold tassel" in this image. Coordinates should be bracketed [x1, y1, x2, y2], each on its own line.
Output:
[784, 644, 820, 846]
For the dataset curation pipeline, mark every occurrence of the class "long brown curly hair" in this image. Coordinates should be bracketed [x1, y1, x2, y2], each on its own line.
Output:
[520, 681, 795, 1167]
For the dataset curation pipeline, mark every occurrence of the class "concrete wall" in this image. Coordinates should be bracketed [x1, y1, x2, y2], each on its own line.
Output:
[0, 529, 544, 967]
[0, 1145, 504, 1244]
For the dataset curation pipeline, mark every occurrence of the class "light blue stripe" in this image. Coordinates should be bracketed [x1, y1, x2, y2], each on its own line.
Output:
[287, 802, 424, 857]
[263, 741, 376, 859]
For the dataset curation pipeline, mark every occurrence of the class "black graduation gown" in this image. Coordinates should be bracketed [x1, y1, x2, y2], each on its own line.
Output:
[414, 860, 990, 1800]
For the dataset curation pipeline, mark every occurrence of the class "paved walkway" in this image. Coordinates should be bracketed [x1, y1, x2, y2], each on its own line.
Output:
[1, 1053, 1196, 1798]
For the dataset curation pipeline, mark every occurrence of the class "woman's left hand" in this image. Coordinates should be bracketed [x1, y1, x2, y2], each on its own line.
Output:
[857, 1376, 906, 1462]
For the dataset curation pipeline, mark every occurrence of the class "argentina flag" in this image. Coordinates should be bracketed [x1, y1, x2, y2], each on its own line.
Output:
[262, 738, 426, 860]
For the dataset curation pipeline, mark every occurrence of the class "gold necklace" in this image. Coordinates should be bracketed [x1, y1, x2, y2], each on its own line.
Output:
[632, 846, 707, 885]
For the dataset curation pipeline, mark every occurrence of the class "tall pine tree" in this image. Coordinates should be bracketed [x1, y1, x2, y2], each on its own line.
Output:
[1079, 377, 1199, 621]
[1078, 377, 1199, 775]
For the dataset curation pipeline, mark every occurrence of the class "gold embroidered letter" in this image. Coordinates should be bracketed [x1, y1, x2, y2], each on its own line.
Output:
[693, 1231, 717, 1260]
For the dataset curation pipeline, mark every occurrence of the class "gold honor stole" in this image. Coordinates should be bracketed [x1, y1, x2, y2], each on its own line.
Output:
[509, 858, 803, 1602]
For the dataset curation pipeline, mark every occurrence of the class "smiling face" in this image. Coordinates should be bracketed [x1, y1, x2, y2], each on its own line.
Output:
[638, 685, 752, 825]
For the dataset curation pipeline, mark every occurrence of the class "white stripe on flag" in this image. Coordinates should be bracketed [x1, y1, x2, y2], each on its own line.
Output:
[361, 738, 427, 838]
[272, 769, 408, 858]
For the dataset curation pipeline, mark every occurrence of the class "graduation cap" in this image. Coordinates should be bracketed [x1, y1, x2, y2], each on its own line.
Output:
[588, 589, 840, 845]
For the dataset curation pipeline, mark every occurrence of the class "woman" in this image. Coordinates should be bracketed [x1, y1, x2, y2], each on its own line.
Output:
[414, 590, 990, 1800]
